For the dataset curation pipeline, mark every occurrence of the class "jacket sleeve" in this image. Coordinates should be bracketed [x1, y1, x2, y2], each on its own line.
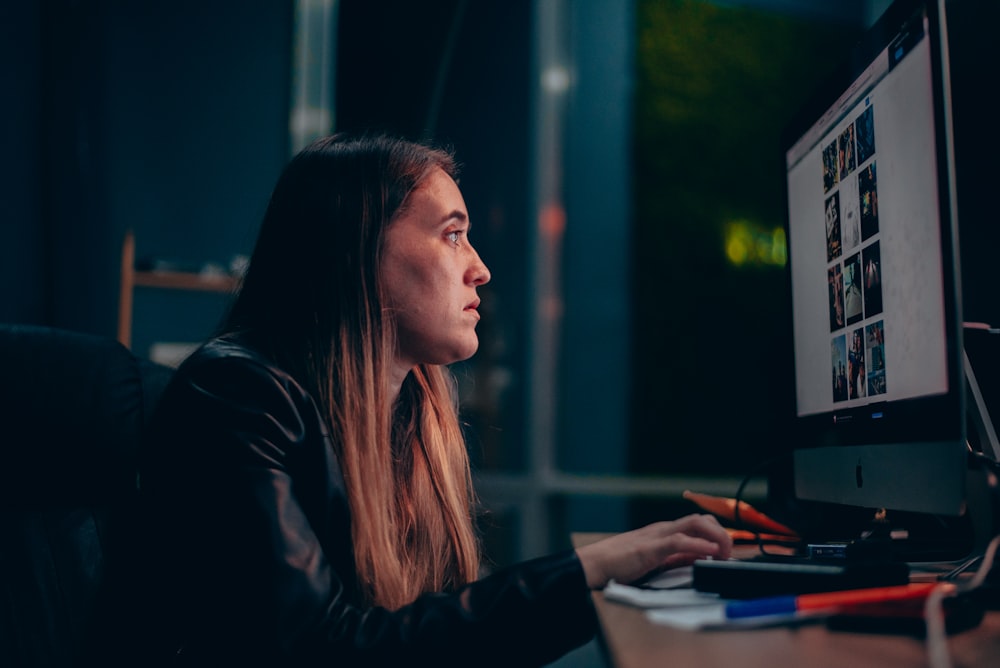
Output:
[139, 349, 598, 668]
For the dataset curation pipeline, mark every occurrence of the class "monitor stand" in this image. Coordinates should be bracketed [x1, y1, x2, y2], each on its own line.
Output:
[807, 506, 973, 564]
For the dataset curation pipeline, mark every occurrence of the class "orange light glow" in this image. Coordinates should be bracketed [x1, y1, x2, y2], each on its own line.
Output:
[539, 204, 566, 239]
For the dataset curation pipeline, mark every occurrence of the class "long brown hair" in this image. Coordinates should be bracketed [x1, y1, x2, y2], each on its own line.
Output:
[223, 133, 481, 609]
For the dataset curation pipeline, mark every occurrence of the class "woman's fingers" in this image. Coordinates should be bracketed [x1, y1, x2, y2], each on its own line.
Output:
[662, 514, 733, 559]
[577, 513, 734, 589]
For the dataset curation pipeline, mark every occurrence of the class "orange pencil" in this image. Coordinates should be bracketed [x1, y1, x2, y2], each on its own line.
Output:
[683, 490, 799, 537]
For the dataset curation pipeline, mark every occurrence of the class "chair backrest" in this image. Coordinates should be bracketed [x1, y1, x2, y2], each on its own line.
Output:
[0, 324, 174, 667]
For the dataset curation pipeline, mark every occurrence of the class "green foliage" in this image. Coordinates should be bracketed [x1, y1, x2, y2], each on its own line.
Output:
[634, 0, 853, 249]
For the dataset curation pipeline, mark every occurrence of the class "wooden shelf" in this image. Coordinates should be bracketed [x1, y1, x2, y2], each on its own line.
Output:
[118, 229, 239, 349]
[132, 270, 238, 293]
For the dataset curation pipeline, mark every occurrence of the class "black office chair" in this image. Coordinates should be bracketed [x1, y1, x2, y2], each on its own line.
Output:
[0, 324, 173, 667]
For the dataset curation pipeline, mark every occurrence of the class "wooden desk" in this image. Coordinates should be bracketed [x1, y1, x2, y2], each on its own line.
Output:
[573, 533, 1000, 668]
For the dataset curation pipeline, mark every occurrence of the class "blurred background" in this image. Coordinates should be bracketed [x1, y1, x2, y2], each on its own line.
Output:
[2, 1, 996, 664]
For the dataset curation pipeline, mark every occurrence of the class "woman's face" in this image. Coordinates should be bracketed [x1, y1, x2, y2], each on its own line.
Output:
[382, 167, 491, 372]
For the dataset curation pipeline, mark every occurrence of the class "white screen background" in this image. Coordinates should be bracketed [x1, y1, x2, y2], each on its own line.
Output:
[786, 34, 948, 417]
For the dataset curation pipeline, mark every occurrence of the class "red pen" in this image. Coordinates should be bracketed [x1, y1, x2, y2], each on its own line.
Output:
[725, 582, 951, 619]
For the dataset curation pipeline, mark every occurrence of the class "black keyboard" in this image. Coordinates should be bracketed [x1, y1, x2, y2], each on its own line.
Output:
[692, 555, 910, 599]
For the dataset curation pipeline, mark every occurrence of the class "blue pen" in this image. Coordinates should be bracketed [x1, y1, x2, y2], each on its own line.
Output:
[725, 583, 941, 619]
[725, 595, 798, 619]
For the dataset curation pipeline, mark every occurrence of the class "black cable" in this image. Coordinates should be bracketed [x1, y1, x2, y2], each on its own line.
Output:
[732, 452, 800, 557]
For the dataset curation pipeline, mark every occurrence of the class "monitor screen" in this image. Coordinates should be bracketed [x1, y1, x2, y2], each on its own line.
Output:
[781, 0, 966, 521]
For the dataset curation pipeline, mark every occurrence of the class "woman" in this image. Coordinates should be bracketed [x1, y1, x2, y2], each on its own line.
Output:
[137, 133, 731, 666]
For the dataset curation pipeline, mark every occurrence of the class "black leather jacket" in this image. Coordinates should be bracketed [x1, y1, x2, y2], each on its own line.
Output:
[136, 337, 597, 667]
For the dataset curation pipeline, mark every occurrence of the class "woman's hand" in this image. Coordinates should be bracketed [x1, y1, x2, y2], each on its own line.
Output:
[575, 514, 733, 589]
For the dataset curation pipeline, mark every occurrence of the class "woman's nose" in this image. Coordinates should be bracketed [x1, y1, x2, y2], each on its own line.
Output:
[468, 248, 490, 286]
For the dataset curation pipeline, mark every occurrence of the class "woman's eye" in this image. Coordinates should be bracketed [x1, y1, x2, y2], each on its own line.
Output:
[447, 231, 462, 245]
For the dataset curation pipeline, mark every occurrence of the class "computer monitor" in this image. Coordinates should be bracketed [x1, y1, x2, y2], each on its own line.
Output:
[781, 0, 967, 535]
